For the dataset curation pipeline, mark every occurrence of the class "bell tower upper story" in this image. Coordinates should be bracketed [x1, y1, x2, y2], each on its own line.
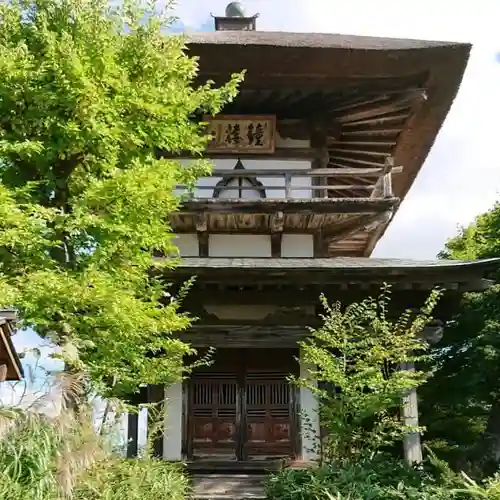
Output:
[167, 3, 471, 260]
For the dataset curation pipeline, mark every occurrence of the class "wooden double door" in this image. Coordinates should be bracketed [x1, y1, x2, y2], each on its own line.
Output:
[186, 348, 299, 462]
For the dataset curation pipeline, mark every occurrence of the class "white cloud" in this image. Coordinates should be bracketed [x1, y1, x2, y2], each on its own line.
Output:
[175, 0, 500, 259]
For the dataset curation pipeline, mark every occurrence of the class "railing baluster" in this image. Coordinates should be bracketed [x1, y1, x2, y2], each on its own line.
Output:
[174, 164, 402, 200]
[382, 157, 394, 198]
[284, 172, 292, 199]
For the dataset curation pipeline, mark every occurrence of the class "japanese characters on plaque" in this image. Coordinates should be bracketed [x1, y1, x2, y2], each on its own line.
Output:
[205, 115, 276, 154]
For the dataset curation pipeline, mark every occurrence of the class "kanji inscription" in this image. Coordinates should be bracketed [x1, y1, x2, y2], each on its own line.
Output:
[205, 115, 276, 154]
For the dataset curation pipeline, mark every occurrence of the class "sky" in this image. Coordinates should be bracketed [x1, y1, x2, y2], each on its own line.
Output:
[5, 0, 500, 395]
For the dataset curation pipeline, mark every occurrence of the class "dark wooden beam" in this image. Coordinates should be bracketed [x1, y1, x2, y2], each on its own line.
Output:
[180, 198, 399, 215]
[160, 147, 321, 161]
[277, 118, 341, 141]
[313, 230, 329, 257]
[179, 325, 310, 348]
[270, 211, 284, 258]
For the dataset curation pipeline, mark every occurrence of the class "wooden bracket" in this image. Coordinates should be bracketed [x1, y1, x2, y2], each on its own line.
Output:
[196, 214, 209, 257]
[270, 212, 284, 257]
[195, 213, 208, 232]
[270, 211, 285, 233]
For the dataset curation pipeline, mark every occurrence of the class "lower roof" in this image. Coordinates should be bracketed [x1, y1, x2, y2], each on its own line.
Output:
[175, 257, 500, 271]
[165, 257, 500, 291]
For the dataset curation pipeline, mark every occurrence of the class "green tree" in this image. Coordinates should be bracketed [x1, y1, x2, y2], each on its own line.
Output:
[421, 202, 500, 473]
[295, 286, 441, 463]
[0, 0, 243, 398]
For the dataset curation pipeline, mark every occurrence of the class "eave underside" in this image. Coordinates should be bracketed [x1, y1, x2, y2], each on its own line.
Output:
[165, 257, 499, 349]
[171, 199, 399, 257]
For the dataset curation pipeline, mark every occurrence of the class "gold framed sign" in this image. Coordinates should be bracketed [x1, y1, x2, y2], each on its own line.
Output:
[204, 115, 276, 154]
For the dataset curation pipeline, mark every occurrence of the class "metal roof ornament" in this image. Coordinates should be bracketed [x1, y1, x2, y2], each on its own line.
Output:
[225, 2, 246, 17]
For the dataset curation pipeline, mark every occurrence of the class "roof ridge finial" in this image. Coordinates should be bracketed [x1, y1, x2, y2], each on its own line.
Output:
[213, 2, 259, 31]
[225, 2, 246, 17]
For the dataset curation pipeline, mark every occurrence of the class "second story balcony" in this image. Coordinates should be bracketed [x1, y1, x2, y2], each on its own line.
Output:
[171, 158, 400, 254]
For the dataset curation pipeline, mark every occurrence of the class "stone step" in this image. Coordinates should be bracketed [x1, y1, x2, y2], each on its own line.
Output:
[191, 474, 267, 500]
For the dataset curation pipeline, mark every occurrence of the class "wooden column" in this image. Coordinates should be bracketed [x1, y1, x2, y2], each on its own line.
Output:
[270, 211, 284, 257]
[126, 388, 146, 458]
[400, 362, 422, 464]
[127, 412, 139, 458]
[310, 122, 329, 199]
[196, 214, 209, 257]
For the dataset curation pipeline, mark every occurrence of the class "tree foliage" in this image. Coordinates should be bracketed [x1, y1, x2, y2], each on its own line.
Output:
[295, 286, 441, 463]
[421, 201, 500, 472]
[438, 202, 500, 261]
[0, 0, 243, 397]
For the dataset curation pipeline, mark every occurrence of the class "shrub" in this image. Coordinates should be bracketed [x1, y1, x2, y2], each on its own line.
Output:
[453, 472, 500, 499]
[265, 456, 461, 500]
[74, 459, 189, 500]
[0, 385, 189, 500]
[295, 286, 441, 462]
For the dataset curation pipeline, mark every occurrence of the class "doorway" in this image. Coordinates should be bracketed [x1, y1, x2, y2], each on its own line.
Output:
[186, 348, 299, 462]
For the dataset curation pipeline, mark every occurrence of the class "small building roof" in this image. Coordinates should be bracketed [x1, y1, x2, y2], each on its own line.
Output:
[0, 310, 23, 381]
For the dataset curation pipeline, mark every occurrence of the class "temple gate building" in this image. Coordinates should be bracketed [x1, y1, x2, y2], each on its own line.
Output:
[126, 3, 499, 471]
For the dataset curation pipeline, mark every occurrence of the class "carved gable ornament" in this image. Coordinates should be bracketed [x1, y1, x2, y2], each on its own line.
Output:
[204, 115, 276, 154]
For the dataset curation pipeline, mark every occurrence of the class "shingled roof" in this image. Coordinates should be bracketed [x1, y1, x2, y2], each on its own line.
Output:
[166, 257, 500, 291]
[176, 257, 500, 271]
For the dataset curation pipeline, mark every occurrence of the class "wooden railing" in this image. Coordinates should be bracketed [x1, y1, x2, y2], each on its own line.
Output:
[176, 165, 401, 201]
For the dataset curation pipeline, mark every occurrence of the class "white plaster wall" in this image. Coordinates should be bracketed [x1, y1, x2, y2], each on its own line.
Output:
[163, 383, 183, 461]
[209, 234, 271, 257]
[178, 134, 312, 199]
[281, 234, 314, 258]
[300, 350, 320, 461]
[173, 233, 199, 257]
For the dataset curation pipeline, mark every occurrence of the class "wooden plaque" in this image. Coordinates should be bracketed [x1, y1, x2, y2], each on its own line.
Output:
[204, 115, 276, 154]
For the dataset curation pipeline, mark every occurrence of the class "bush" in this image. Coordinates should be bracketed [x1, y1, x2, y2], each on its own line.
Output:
[0, 399, 189, 500]
[454, 472, 500, 499]
[293, 288, 441, 463]
[74, 459, 189, 500]
[265, 456, 462, 500]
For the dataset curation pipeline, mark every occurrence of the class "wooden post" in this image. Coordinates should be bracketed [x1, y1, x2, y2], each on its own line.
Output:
[284, 172, 292, 199]
[127, 411, 139, 458]
[382, 157, 394, 198]
[310, 121, 329, 199]
[400, 362, 422, 464]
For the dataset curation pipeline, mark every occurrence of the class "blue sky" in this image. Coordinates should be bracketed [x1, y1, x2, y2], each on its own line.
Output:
[6, 0, 500, 388]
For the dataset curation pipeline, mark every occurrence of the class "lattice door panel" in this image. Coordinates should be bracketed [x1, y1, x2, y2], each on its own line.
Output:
[190, 373, 238, 460]
[245, 372, 293, 459]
